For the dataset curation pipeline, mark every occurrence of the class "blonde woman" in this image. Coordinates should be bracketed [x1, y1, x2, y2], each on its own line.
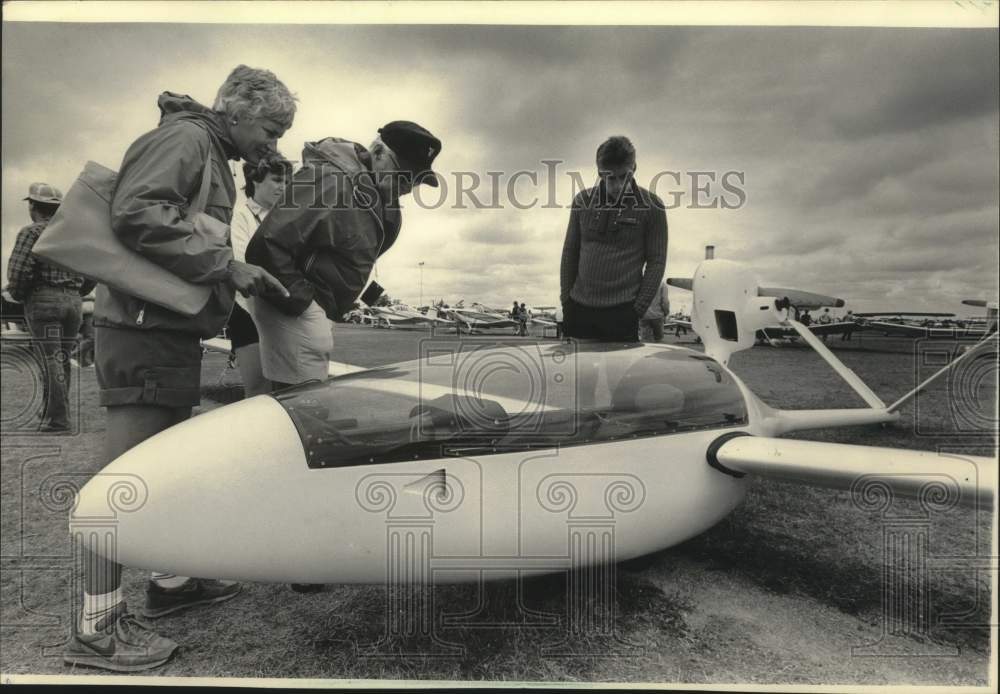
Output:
[68, 65, 295, 672]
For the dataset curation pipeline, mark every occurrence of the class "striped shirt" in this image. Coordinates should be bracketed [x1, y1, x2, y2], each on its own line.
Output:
[559, 184, 668, 316]
[6, 221, 95, 301]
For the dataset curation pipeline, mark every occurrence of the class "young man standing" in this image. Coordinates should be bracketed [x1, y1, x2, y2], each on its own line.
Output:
[559, 136, 667, 342]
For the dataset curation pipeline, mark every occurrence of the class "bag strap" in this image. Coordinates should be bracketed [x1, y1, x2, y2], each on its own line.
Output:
[186, 149, 214, 219]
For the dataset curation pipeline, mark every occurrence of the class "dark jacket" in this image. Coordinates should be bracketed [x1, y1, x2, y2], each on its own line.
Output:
[246, 138, 401, 320]
[94, 92, 238, 337]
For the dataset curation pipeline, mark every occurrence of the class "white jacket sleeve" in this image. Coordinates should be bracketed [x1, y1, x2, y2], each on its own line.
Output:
[229, 206, 257, 264]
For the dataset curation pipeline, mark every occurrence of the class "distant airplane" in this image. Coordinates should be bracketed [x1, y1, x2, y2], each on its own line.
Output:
[962, 299, 999, 335]
[445, 306, 520, 334]
[962, 299, 998, 313]
[369, 303, 456, 329]
[756, 321, 859, 345]
[849, 311, 991, 340]
[667, 276, 851, 345]
[524, 305, 558, 328]
[673, 273, 997, 344]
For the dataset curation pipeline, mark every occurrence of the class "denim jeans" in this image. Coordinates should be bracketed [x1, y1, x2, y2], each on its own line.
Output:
[25, 287, 82, 428]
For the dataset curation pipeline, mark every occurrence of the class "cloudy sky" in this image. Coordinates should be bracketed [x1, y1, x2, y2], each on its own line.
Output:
[3, 11, 998, 314]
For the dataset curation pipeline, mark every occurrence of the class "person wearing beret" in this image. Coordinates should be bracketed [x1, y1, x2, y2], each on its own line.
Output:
[247, 120, 442, 388]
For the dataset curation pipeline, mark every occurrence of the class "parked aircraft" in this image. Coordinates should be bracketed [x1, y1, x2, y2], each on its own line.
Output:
[369, 303, 456, 329]
[445, 307, 520, 334]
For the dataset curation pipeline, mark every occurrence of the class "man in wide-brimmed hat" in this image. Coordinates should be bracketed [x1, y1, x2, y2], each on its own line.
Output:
[7, 182, 95, 432]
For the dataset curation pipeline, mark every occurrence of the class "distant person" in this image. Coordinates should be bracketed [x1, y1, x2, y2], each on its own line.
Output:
[518, 302, 529, 336]
[247, 120, 442, 388]
[800, 310, 813, 327]
[816, 308, 832, 341]
[76, 292, 96, 368]
[6, 182, 95, 431]
[560, 136, 667, 342]
[640, 280, 669, 343]
[66, 65, 295, 673]
[227, 154, 293, 397]
[841, 310, 855, 341]
[554, 304, 564, 339]
[674, 314, 688, 338]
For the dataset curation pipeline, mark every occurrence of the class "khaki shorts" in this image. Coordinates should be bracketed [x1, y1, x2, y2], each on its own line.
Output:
[95, 326, 203, 408]
[251, 298, 333, 384]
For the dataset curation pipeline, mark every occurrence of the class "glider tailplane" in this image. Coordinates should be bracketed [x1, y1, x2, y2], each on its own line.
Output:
[708, 434, 994, 508]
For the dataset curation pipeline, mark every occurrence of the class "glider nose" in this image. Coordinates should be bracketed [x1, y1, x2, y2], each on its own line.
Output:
[72, 395, 306, 575]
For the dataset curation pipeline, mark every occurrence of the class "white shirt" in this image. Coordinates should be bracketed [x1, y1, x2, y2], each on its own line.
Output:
[230, 198, 270, 264]
[229, 198, 271, 311]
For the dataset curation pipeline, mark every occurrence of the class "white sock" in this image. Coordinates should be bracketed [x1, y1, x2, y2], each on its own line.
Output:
[150, 572, 190, 589]
[80, 587, 123, 636]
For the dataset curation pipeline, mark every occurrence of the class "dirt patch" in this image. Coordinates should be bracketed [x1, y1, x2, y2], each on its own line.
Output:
[635, 556, 990, 686]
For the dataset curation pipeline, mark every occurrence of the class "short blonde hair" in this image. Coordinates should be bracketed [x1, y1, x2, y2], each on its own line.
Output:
[214, 65, 297, 129]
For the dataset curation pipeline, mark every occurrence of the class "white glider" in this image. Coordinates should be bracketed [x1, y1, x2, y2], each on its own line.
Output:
[75, 259, 996, 585]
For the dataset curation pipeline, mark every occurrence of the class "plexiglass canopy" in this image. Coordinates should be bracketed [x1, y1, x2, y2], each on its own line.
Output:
[274, 343, 748, 469]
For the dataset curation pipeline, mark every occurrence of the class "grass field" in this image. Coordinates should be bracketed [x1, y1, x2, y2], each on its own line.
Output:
[1, 324, 996, 685]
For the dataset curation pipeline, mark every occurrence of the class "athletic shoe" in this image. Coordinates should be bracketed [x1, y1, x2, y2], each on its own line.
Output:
[63, 603, 177, 672]
[141, 578, 241, 618]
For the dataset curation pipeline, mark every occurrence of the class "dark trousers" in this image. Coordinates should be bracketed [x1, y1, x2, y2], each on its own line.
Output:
[25, 287, 82, 428]
[562, 299, 639, 342]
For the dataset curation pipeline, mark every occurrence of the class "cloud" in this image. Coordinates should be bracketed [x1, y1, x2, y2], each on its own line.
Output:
[2, 23, 996, 315]
[820, 30, 999, 139]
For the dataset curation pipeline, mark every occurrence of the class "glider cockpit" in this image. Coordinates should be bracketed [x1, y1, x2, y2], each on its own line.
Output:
[274, 343, 749, 469]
